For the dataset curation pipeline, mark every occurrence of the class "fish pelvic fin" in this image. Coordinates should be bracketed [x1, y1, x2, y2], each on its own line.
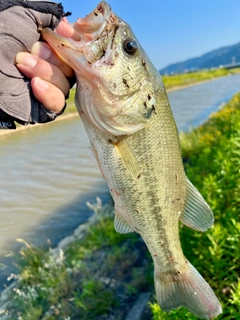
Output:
[154, 261, 222, 319]
[114, 210, 134, 234]
[180, 178, 214, 232]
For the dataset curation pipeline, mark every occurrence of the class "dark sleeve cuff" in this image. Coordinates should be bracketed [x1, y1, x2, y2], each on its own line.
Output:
[30, 96, 67, 124]
[0, 109, 16, 129]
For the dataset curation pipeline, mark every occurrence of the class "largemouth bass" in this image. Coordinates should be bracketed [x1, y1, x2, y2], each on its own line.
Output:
[42, 2, 222, 319]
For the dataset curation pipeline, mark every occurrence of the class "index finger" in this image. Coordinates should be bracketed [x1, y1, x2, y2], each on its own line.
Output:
[56, 17, 81, 40]
[31, 18, 80, 78]
[31, 41, 74, 78]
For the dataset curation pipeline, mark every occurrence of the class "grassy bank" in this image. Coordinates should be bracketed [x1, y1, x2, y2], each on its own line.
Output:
[1, 93, 240, 319]
[162, 67, 240, 90]
[0, 201, 153, 320]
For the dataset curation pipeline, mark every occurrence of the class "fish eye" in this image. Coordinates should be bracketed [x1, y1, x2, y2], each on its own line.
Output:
[123, 38, 138, 55]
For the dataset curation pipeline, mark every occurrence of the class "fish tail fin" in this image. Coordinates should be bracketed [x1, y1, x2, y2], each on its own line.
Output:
[154, 261, 222, 319]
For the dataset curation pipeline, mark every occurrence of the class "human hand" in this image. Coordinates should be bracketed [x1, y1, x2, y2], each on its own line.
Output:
[15, 18, 78, 114]
[0, 1, 74, 129]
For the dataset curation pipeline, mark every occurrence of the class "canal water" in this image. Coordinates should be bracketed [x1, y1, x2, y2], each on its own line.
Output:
[169, 74, 240, 131]
[0, 74, 240, 286]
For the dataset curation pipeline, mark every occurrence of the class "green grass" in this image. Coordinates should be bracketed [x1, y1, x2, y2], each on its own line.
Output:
[1, 94, 240, 319]
[0, 200, 153, 319]
[162, 67, 240, 89]
[64, 88, 77, 114]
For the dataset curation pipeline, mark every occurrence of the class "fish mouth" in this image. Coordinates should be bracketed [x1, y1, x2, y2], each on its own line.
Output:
[41, 1, 112, 55]
[73, 1, 112, 40]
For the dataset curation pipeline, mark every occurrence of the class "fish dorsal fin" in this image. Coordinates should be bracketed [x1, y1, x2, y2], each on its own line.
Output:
[114, 139, 141, 180]
[114, 210, 134, 234]
[180, 178, 214, 232]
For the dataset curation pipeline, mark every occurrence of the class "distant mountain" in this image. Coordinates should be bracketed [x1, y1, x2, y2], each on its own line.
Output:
[160, 42, 240, 74]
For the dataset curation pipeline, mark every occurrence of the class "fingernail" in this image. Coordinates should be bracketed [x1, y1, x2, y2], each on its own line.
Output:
[31, 42, 52, 60]
[16, 52, 37, 68]
[34, 77, 49, 90]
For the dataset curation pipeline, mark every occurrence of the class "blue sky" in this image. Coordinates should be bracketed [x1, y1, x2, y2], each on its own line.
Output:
[60, 0, 240, 70]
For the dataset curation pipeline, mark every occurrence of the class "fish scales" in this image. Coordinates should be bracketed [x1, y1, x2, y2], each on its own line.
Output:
[41, 2, 222, 319]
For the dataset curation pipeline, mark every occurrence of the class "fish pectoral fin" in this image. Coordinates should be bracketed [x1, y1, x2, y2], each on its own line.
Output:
[179, 178, 214, 232]
[114, 139, 141, 180]
[114, 210, 134, 234]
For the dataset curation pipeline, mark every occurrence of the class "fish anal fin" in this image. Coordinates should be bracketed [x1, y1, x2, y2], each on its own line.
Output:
[180, 178, 214, 232]
[114, 139, 141, 180]
[114, 210, 134, 234]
